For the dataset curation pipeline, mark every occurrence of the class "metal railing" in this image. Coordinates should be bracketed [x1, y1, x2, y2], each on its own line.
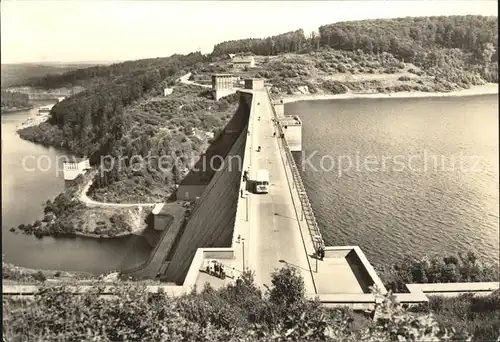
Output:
[266, 87, 324, 252]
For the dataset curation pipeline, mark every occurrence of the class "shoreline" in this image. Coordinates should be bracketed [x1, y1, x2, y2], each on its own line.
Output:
[14, 219, 148, 240]
[16, 112, 50, 130]
[1, 105, 34, 114]
[73, 227, 146, 239]
[3, 262, 96, 282]
[280, 83, 499, 104]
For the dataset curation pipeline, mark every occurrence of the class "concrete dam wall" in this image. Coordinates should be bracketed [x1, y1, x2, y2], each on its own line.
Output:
[175, 99, 249, 201]
[164, 93, 251, 284]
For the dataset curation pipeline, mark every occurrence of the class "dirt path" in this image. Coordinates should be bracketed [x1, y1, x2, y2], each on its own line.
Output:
[179, 72, 212, 88]
[78, 170, 159, 208]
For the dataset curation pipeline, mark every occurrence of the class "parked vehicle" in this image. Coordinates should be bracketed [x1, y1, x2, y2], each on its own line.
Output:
[255, 169, 269, 194]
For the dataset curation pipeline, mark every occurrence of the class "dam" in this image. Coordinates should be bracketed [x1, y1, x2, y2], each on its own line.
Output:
[5, 78, 498, 309]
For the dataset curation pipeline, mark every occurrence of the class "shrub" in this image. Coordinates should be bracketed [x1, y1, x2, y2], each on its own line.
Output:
[337, 64, 348, 73]
[321, 80, 347, 94]
[32, 271, 46, 282]
[383, 67, 398, 74]
[411, 291, 500, 341]
[395, 62, 406, 69]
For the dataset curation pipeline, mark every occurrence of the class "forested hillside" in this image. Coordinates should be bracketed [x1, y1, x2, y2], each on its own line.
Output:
[1, 90, 32, 113]
[14, 16, 499, 91]
[20, 54, 208, 90]
[212, 29, 308, 56]
[19, 53, 207, 158]
[18, 51, 238, 202]
[212, 16, 498, 82]
[318, 16, 498, 82]
[88, 86, 239, 203]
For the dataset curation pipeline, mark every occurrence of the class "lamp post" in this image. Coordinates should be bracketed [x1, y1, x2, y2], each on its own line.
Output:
[246, 195, 249, 221]
[242, 239, 245, 271]
[236, 235, 246, 271]
[313, 235, 322, 273]
[315, 252, 318, 273]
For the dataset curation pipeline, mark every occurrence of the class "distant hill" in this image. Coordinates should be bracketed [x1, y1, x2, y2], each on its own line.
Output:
[1, 63, 104, 88]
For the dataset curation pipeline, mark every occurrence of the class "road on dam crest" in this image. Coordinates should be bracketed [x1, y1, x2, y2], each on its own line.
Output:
[246, 90, 316, 292]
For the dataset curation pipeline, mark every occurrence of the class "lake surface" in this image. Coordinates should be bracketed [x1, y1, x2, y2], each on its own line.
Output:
[288, 94, 499, 266]
[1, 104, 152, 274]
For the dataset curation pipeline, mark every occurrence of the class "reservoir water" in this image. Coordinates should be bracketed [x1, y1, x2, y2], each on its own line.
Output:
[1, 104, 151, 274]
[289, 94, 499, 266]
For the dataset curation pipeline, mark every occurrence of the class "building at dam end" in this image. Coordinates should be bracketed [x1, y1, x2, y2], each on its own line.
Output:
[211, 74, 238, 101]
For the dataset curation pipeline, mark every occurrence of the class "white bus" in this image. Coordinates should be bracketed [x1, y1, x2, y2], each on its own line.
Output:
[255, 169, 269, 194]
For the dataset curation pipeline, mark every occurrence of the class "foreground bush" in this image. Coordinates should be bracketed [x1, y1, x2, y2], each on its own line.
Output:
[411, 290, 500, 341]
[4, 265, 496, 341]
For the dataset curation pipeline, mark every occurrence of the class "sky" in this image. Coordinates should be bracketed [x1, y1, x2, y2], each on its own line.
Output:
[1, 0, 498, 64]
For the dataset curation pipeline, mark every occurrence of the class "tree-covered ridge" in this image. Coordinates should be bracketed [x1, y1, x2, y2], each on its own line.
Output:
[18, 83, 239, 203]
[319, 16, 497, 56]
[22, 53, 209, 90]
[19, 53, 207, 158]
[1, 90, 32, 112]
[212, 16, 497, 59]
[212, 29, 307, 56]
[13, 15, 499, 91]
[210, 15, 498, 83]
[319, 16, 498, 81]
[87, 86, 239, 203]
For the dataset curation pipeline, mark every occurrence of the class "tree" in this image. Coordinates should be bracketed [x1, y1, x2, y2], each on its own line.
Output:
[269, 265, 305, 307]
[172, 163, 180, 185]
